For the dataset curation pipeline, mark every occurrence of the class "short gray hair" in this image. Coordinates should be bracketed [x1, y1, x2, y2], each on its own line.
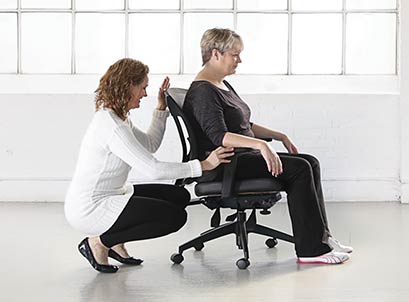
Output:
[200, 28, 243, 66]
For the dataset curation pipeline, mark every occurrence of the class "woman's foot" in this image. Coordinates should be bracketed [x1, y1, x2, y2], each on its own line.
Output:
[327, 236, 353, 253]
[78, 237, 118, 273]
[297, 251, 350, 264]
[111, 243, 130, 258]
[109, 243, 143, 265]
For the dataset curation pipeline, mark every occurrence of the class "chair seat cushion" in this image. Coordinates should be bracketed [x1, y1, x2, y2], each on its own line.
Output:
[195, 178, 284, 196]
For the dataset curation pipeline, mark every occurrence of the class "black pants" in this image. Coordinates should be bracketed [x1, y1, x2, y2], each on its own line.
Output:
[202, 152, 332, 257]
[100, 184, 190, 248]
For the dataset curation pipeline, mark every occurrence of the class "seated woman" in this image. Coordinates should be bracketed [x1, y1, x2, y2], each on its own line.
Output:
[183, 28, 353, 264]
[65, 58, 233, 273]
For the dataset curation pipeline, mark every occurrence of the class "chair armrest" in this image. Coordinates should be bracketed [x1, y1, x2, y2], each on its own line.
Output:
[233, 147, 253, 153]
[221, 148, 257, 198]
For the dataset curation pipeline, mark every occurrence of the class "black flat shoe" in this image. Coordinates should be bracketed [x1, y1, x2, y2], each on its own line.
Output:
[108, 249, 143, 265]
[78, 238, 119, 273]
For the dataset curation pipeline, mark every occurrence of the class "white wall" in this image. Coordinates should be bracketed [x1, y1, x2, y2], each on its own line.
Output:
[0, 91, 401, 202]
[400, 0, 409, 203]
[1, 3, 408, 203]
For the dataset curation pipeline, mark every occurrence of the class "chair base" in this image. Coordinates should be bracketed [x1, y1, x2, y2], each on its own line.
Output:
[170, 208, 294, 269]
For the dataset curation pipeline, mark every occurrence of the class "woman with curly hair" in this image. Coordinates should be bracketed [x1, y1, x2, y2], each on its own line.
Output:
[65, 58, 233, 273]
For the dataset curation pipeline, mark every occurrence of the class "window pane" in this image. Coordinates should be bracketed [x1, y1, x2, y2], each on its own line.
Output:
[346, 0, 397, 10]
[184, 0, 232, 9]
[346, 13, 396, 74]
[236, 13, 287, 74]
[76, 13, 125, 74]
[21, 13, 71, 73]
[129, 13, 180, 73]
[21, 0, 71, 9]
[183, 13, 234, 73]
[292, 0, 342, 10]
[237, 0, 287, 10]
[0, 1, 17, 9]
[76, 0, 124, 10]
[0, 13, 17, 73]
[129, 0, 179, 9]
[292, 14, 342, 74]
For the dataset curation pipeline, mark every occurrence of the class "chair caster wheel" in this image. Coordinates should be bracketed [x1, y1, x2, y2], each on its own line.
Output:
[194, 243, 204, 251]
[170, 253, 184, 264]
[265, 238, 278, 248]
[236, 258, 250, 269]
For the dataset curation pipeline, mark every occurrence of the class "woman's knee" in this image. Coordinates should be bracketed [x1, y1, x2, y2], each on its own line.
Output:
[302, 153, 320, 167]
[177, 187, 191, 204]
[167, 186, 191, 207]
[169, 209, 188, 232]
[288, 157, 315, 181]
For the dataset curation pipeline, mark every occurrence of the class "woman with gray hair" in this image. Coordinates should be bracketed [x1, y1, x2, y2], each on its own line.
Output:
[184, 28, 353, 265]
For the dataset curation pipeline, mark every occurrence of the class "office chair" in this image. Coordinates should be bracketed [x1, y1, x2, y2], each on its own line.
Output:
[165, 88, 294, 269]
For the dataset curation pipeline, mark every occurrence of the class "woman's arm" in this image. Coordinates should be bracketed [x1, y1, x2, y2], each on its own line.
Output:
[110, 125, 233, 181]
[251, 123, 299, 154]
[251, 123, 286, 141]
[111, 125, 201, 180]
[222, 132, 283, 177]
[129, 77, 171, 153]
[129, 110, 169, 153]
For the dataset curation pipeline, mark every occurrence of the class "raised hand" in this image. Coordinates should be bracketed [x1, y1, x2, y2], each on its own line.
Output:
[157, 76, 170, 110]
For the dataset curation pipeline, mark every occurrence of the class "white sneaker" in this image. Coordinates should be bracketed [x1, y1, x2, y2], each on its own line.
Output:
[328, 236, 353, 253]
[297, 251, 350, 264]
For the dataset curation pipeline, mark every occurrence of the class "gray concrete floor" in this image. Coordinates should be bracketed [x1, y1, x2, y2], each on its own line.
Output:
[0, 202, 408, 302]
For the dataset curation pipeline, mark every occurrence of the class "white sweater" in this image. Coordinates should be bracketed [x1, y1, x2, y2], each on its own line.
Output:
[64, 108, 202, 235]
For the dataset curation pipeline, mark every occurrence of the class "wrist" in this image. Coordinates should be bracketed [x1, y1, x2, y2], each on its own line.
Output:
[276, 133, 287, 142]
[200, 160, 208, 171]
[255, 140, 268, 150]
[155, 106, 167, 111]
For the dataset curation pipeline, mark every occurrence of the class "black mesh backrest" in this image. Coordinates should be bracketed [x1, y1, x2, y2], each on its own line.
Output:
[165, 88, 199, 185]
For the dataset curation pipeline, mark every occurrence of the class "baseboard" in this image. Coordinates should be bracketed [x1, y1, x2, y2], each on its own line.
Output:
[321, 179, 400, 202]
[401, 183, 409, 203]
[0, 179, 402, 202]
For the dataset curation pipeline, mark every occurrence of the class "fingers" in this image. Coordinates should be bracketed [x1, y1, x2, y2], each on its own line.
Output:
[265, 154, 282, 177]
[276, 156, 283, 175]
[265, 158, 272, 173]
[215, 146, 234, 152]
[273, 155, 283, 176]
[219, 152, 235, 159]
[159, 76, 170, 93]
[214, 146, 234, 156]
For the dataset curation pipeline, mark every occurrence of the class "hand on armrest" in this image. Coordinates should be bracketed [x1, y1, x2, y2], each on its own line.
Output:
[200, 146, 235, 171]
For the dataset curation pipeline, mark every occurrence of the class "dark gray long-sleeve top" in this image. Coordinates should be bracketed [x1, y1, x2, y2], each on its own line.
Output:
[184, 80, 255, 160]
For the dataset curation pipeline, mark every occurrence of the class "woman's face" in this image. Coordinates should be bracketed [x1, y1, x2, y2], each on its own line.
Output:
[127, 76, 148, 111]
[219, 48, 242, 75]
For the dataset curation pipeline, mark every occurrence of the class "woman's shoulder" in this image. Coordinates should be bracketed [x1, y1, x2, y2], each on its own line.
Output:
[94, 108, 126, 128]
[89, 109, 129, 139]
[186, 81, 220, 101]
[189, 80, 217, 91]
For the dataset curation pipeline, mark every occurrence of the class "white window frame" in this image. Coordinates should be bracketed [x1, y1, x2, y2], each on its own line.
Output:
[0, 0, 401, 94]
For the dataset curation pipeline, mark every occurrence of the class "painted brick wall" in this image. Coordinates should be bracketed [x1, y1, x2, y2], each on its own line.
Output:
[1, 92, 398, 202]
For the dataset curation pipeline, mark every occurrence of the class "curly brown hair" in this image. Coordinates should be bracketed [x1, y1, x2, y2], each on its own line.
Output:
[95, 58, 149, 120]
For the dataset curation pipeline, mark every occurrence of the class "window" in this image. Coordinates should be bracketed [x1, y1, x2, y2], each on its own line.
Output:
[0, 0, 399, 75]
